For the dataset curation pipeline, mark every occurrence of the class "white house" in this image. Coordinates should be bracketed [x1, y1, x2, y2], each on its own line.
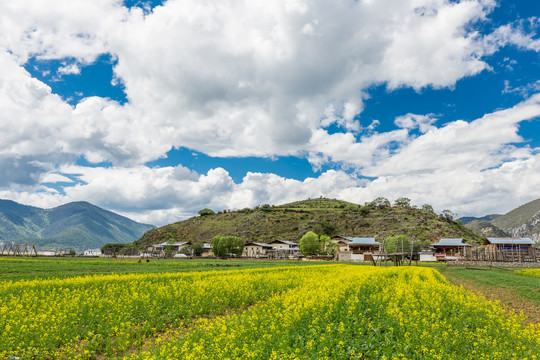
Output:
[83, 248, 102, 256]
[243, 242, 273, 258]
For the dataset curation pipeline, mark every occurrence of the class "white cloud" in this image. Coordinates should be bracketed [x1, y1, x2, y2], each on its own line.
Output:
[394, 113, 438, 133]
[0, 0, 539, 227]
[2, 146, 539, 227]
[308, 94, 540, 176]
[41, 173, 74, 183]
[0, 0, 537, 168]
[57, 63, 81, 75]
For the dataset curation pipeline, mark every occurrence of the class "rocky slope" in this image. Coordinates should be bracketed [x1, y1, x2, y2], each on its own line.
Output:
[491, 198, 540, 242]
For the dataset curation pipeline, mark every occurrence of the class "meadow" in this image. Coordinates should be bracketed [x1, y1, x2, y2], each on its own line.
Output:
[0, 257, 539, 359]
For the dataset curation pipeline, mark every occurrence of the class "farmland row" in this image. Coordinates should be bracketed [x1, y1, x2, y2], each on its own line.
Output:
[125, 267, 540, 360]
[0, 265, 332, 359]
[1, 264, 539, 359]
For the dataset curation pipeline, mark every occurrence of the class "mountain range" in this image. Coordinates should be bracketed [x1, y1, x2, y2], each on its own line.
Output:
[461, 198, 540, 242]
[136, 198, 484, 248]
[0, 200, 154, 251]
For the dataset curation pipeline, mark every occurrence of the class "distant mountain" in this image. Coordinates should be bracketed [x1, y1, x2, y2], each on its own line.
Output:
[464, 220, 510, 238]
[0, 200, 155, 251]
[491, 198, 540, 242]
[136, 198, 484, 248]
[459, 214, 501, 226]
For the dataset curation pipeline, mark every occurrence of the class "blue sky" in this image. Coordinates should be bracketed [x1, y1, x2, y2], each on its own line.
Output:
[0, 0, 539, 226]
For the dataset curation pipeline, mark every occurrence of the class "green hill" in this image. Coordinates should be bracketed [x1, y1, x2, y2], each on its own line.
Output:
[464, 220, 509, 238]
[135, 198, 484, 248]
[491, 198, 540, 242]
[0, 200, 155, 250]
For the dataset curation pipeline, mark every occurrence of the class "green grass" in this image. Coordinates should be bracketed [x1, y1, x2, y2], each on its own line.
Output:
[0, 257, 319, 282]
[437, 266, 540, 305]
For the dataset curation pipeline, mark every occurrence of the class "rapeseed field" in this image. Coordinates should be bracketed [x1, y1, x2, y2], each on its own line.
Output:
[0, 261, 538, 359]
[518, 268, 540, 279]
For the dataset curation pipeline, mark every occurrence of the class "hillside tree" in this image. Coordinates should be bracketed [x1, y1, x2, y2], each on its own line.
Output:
[441, 209, 457, 221]
[198, 208, 215, 216]
[371, 197, 391, 208]
[394, 197, 411, 207]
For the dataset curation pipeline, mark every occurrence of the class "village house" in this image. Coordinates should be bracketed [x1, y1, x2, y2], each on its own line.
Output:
[333, 236, 380, 261]
[243, 242, 273, 258]
[148, 241, 191, 257]
[268, 239, 300, 258]
[82, 248, 102, 257]
[331, 236, 352, 252]
[200, 243, 213, 257]
[430, 238, 471, 260]
[485, 237, 535, 255]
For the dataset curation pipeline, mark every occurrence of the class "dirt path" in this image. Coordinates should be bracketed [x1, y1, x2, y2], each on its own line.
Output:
[444, 273, 540, 324]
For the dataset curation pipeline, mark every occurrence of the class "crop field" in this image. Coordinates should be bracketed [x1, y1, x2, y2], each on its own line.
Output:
[518, 268, 540, 279]
[0, 258, 539, 359]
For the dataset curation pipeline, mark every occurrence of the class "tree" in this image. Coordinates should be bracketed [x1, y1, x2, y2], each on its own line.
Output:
[384, 235, 411, 253]
[441, 209, 457, 221]
[394, 197, 411, 207]
[299, 231, 321, 256]
[198, 208, 215, 216]
[421, 204, 434, 213]
[371, 197, 391, 208]
[210, 236, 244, 257]
[299, 232, 338, 257]
[320, 235, 339, 257]
[101, 243, 129, 256]
[321, 220, 336, 236]
[191, 242, 204, 257]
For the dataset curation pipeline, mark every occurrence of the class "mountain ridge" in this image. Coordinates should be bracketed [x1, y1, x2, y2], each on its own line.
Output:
[0, 200, 155, 250]
[491, 198, 540, 242]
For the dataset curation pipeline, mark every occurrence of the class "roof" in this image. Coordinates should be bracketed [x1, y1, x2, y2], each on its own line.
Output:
[270, 239, 298, 246]
[245, 242, 273, 248]
[485, 238, 534, 245]
[432, 238, 470, 247]
[153, 241, 190, 248]
[348, 237, 381, 246]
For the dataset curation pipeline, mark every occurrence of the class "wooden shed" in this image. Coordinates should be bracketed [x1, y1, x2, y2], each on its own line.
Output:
[484, 237, 534, 255]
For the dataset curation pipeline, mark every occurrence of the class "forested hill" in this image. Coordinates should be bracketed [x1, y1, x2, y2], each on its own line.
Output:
[0, 200, 155, 250]
[135, 198, 483, 248]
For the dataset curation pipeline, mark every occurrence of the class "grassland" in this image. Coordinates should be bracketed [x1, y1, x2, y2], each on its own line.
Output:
[0, 256, 317, 282]
[438, 265, 540, 323]
[1, 257, 539, 359]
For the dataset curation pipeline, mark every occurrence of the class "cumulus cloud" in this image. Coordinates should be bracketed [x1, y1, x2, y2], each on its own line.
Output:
[307, 93, 540, 175]
[2, 0, 535, 167]
[1, 0, 539, 226]
[394, 113, 438, 133]
[3, 146, 539, 226]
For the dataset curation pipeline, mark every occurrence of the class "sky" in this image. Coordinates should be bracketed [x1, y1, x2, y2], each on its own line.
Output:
[0, 0, 539, 226]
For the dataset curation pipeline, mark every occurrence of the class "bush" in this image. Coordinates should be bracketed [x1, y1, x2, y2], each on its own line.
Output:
[198, 208, 215, 216]
[299, 232, 338, 257]
[211, 236, 244, 257]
